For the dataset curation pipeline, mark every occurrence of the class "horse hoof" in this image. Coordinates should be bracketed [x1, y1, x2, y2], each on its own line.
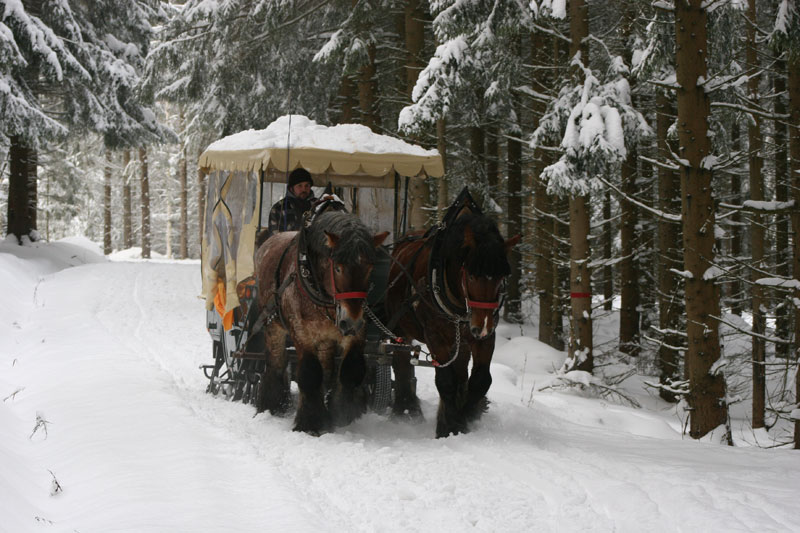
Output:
[293, 410, 331, 435]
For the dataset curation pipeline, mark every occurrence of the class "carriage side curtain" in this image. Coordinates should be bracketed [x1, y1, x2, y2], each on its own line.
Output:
[201, 169, 261, 317]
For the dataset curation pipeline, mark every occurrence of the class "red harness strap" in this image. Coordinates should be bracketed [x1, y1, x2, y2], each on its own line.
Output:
[461, 268, 501, 310]
[329, 260, 367, 301]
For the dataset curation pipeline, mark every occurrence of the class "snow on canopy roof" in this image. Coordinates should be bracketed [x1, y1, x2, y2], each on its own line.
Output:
[199, 115, 444, 178]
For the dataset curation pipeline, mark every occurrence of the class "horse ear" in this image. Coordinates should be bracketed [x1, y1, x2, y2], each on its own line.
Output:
[504, 234, 521, 254]
[324, 230, 340, 249]
[373, 231, 389, 248]
[463, 225, 476, 249]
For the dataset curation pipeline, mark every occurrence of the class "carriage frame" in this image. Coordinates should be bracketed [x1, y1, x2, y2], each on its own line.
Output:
[198, 116, 443, 411]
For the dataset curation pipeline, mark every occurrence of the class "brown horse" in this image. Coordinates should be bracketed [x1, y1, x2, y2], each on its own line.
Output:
[254, 210, 388, 434]
[386, 205, 520, 438]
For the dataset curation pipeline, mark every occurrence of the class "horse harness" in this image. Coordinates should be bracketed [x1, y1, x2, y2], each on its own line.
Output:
[384, 189, 507, 367]
[248, 197, 368, 338]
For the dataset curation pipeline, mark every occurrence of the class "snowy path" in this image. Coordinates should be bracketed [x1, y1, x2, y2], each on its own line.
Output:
[1, 241, 798, 532]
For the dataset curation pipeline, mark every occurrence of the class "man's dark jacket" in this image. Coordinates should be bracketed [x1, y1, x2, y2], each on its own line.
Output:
[266, 190, 315, 236]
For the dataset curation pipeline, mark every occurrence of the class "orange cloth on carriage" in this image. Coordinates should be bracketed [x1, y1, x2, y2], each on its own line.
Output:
[214, 278, 234, 331]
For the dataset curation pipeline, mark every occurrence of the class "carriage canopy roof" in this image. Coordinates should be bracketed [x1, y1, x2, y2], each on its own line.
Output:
[199, 115, 444, 178]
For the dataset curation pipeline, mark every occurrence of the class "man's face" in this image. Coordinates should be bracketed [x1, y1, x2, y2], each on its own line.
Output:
[291, 181, 312, 200]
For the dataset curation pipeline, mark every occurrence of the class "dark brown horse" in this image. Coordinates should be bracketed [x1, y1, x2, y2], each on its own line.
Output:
[385, 203, 519, 438]
[254, 210, 388, 434]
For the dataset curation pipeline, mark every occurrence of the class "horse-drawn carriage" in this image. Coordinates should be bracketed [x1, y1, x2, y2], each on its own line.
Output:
[200, 115, 518, 437]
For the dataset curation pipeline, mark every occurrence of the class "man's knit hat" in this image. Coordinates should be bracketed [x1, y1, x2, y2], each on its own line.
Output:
[288, 167, 313, 188]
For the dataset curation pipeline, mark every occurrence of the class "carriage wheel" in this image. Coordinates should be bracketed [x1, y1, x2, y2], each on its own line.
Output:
[367, 363, 392, 414]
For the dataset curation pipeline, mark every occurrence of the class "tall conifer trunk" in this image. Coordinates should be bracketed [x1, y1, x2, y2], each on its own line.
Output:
[674, 0, 728, 440]
[358, 43, 380, 131]
[404, 0, 430, 230]
[619, 145, 640, 355]
[788, 42, 800, 449]
[505, 93, 523, 323]
[487, 126, 499, 195]
[27, 147, 37, 234]
[179, 112, 188, 260]
[123, 150, 133, 249]
[729, 121, 743, 315]
[552, 196, 568, 351]
[603, 190, 613, 311]
[657, 91, 682, 402]
[746, 0, 765, 429]
[532, 32, 555, 346]
[436, 118, 448, 220]
[7, 136, 33, 243]
[619, 3, 640, 354]
[139, 147, 151, 259]
[566, 0, 592, 372]
[104, 150, 113, 255]
[774, 60, 790, 359]
[198, 148, 207, 258]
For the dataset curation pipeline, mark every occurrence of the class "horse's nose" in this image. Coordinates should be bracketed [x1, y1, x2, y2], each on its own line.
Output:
[470, 325, 482, 338]
[338, 317, 364, 336]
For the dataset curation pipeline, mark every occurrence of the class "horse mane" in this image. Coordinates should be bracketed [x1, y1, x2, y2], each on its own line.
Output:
[306, 211, 378, 265]
[440, 213, 510, 277]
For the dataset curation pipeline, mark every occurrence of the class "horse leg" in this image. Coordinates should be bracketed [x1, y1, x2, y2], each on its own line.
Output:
[391, 353, 423, 420]
[330, 340, 367, 427]
[434, 348, 469, 438]
[461, 336, 494, 424]
[293, 348, 331, 435]
[256, 327, 290, 416]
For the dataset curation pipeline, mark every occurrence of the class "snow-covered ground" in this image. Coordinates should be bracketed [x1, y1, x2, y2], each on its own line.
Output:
[1, 236, 798, 533]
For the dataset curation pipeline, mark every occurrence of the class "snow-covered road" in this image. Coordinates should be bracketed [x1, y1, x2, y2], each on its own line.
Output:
[1, 238, 798, 532]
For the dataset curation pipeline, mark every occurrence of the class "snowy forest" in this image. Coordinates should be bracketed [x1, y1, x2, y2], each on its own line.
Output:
[1, 0, 799, 449]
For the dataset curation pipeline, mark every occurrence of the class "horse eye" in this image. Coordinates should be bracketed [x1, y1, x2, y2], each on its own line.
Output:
[335, 265, 342, 274]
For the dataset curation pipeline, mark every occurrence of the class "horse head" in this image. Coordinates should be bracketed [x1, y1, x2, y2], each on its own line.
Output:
[311, 212, 388, 336]
[456, 216, 520, 339]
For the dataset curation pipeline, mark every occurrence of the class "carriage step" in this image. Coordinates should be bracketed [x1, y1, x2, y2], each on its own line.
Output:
[232, 351, 268, 360]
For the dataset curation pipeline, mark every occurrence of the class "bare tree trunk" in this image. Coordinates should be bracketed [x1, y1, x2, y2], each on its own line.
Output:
[339, 76, 357, 123]
[788, 42, 800, 449]
[746, 0, 765, 430]
[404, 0, 425, 99]
[470, 125, 485, 191]
[774, 60, 790, 359]
[7, 136, 33, 243]
[403, 0, 431, 230]
[123, 150, 132, 249]
[603, 189, 613, 311]
[618, 0, 640, 350]
[358, 43, 380, 131]
[534, 155, 554, 347]
[675, 0, 728, 441]
[27, 146, 37, 235]
[436, 118, 448, 221]
[198, 147, 207, 259]
[729, 121, 743, 316]
[657, 91, 683, 403]
[532, 31, 555, 345]
[619, 145, 640, 355]
[104, 150, 113, 255]
[505, 118, 523, 323]
[565, 0, 592, 373]
[487, 126, 499, 196]
[552, 195, 568, 352]
[139, 147, 151, 259]
[180, 139, 189, 260]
